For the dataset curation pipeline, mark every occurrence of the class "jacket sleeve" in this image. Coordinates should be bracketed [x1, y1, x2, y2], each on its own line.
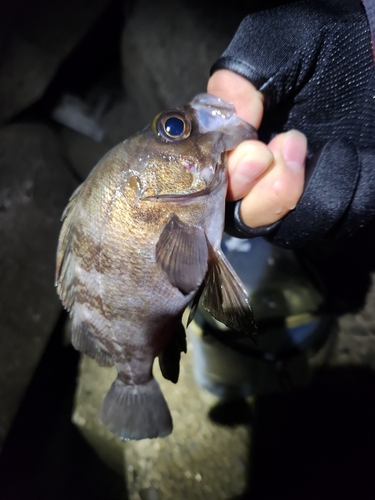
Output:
[215, 0, 375, 248]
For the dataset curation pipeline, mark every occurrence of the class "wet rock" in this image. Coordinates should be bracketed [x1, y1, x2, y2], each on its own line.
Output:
[0, 122, 77, 446]
[0, 0, 112, 123]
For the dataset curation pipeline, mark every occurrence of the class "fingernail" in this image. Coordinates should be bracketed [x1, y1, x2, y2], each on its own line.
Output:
[233, 148, 273, 184]
[282, 130, 307, 170]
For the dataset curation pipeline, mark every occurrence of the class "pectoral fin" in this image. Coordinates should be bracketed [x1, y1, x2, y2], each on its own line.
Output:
[202, 247, 257, 339]
[156, 214, 208, 295]
[158, 321, 187, 384]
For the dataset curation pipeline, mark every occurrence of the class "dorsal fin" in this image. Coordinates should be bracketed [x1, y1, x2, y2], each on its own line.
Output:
[55, 183, 83, 310]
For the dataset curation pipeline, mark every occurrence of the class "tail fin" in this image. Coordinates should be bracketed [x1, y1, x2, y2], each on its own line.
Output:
[100, 377, 172, 440]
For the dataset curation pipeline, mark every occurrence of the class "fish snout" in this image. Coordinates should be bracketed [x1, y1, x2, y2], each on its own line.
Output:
[190, 93, 257, 151]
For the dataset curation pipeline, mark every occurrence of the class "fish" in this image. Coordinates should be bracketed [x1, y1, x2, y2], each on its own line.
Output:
[56, 93, 257, 440]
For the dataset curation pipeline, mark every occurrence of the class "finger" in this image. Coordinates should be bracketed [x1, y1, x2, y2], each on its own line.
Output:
[239, 130, 307, 228]
[207, 69, 264, 128]
[226, 140, 274, 201]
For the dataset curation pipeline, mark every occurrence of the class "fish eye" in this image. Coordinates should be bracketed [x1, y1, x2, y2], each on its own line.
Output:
[152, 110, 192, 142]
[165, 116, 184, 137]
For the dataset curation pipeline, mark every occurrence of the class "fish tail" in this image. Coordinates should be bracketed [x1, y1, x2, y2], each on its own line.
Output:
[100, 376, 172, 440]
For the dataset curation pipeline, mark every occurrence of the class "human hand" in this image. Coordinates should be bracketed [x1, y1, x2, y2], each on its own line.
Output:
[208, 70, 307, 229]
[208, 2, 374, 247]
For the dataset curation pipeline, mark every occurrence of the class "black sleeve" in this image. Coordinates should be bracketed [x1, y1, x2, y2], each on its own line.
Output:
[214, 0, 375, 248]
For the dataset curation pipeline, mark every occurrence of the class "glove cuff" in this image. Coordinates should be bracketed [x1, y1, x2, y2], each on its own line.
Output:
[211, 57, 267, 90]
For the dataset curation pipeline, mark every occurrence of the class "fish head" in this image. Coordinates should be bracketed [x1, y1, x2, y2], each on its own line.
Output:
[129, 93, 257, 200]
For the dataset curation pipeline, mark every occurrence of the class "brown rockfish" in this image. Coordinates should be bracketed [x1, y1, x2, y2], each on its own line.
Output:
[56, 94, 257, 440]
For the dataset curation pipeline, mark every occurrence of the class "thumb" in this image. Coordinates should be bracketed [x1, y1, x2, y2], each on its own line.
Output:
[207, 69, 264, 128]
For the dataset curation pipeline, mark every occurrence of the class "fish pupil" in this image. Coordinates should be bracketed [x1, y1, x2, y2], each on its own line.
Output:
[165, 117, 184, 137]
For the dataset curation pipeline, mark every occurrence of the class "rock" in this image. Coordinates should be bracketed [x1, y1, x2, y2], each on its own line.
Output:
[58, 96, 144, 181]
[0, 122, 77, 446]
[58, 126, 109, 181]
[49, 1, 253, 182]
[0, 0, 112, 123]
[330, 275, 375, 368]
[121, 0, 251, 124]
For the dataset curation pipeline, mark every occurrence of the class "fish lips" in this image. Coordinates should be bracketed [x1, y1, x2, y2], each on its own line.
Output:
[190, 93, 258, 150]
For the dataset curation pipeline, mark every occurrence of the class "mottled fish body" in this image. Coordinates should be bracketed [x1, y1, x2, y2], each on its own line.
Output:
[56, 94, 257, 440]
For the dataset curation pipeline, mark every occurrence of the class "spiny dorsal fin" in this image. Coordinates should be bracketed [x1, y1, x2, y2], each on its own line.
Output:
[156, 214, 208, 295]
[201, 246, 257, 339]
[55, 183, 83, 310]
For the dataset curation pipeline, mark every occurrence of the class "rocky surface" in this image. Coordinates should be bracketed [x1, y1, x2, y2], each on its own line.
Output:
[121, 0, 251, 124]
[0, 0, 112, 123]
[0, 123, 77, 447]
[0, 0, 125, 448]
[332, 276, 375, 368]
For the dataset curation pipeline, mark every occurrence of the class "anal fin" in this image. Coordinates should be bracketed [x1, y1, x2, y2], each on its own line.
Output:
[202, 247, 257, 339]
[71, 320, 114, 367]
[187, 280, 205, 327]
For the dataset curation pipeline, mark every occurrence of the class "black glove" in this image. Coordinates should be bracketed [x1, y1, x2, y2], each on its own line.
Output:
[214, 0, 375, 248]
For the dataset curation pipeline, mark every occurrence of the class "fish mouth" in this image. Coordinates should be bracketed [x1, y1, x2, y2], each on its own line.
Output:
[141, 162, 225, 202]
[190, 93, 257, 150]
